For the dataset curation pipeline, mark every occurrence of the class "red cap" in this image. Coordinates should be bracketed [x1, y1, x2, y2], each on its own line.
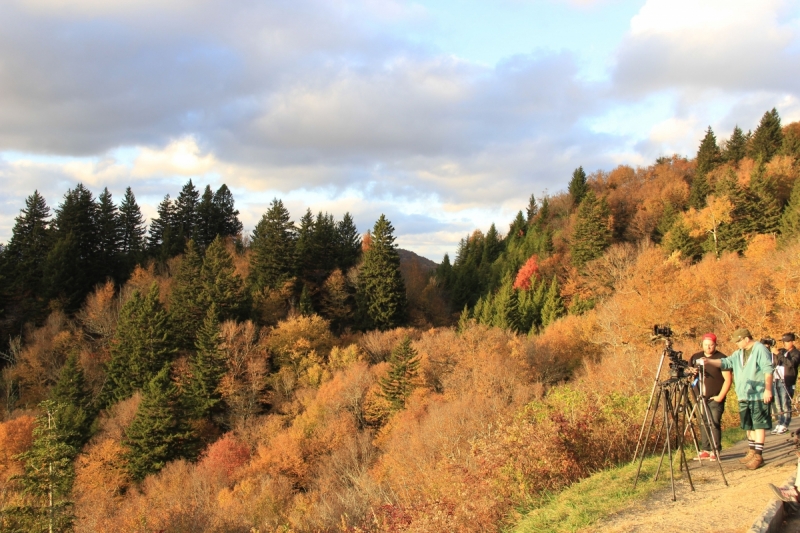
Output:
[701, 333, 717, 343]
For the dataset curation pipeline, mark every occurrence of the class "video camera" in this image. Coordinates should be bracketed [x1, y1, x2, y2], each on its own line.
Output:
[652, 325, 688, 380]
[760, 337, 776, 348]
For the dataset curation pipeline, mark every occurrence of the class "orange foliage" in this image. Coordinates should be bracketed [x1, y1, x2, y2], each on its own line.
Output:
[198, 433, 250, 481]
[0, 415, 35, 482]
[513, 255, 540, 290]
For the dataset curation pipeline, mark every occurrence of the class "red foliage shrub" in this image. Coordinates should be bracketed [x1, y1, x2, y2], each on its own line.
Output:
[198, 433, 251, 481]
[513, 255, 540, 290]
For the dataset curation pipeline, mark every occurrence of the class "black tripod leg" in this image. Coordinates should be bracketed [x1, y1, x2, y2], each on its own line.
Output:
[676, 383, 694, 491]
[691, 387, 728, 486]
[663, 387, 677, 501]
[634, 384, 664, 489]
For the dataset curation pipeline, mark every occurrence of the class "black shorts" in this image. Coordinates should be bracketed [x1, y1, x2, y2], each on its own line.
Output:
[739, 400, 772, 431]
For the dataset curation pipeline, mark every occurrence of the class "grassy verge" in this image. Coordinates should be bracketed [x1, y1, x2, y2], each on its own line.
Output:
[509, 427, 745, 533]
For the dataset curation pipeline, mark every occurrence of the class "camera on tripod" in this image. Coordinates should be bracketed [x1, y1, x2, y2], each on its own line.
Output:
[652, 325, 687, 379]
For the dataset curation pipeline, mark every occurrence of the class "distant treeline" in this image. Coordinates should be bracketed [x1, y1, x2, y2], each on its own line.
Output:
[0, 180, 413, 346]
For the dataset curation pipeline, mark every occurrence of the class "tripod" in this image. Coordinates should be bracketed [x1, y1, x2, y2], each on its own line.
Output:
[631, 338, 728, 501]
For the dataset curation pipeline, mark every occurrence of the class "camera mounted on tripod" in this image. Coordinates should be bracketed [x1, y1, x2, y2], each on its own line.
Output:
[651, 325, 688, 380]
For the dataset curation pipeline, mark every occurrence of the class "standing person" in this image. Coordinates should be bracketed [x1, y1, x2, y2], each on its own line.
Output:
[699, 328, 773, 470]
[771, 333, 800, 434]
[689, 333, 732, 460]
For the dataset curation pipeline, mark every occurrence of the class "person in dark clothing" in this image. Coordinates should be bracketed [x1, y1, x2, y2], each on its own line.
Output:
[688, 332, 732, 460]
[771, 332, 800, 434]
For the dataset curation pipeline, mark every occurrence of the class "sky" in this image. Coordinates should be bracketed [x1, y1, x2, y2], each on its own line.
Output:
[1, 0, 799, 261]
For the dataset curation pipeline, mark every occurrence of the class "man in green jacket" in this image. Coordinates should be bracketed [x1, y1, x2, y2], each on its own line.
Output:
[700, 328, 773, 470]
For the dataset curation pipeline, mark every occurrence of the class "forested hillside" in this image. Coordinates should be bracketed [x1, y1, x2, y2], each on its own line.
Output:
[1, 108, 800, 532]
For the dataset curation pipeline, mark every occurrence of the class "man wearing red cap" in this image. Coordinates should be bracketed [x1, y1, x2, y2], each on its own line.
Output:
[688, 333, 731, 461]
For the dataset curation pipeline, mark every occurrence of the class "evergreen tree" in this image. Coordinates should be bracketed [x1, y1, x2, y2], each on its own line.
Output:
[746, 161, 781, 235]
[195, 185, 216, 249]
[570, 191, 612, 267]
[654, 202, 678, 243]
[199, 236, 246, 321]
[662, 219, 702, 261]
[187, 306, 225, 420]
[2, 191, 51, 298]
[491, 275, 520, 332]
[335, 212, 361, 272]
[45, 184, 100, 310]
[313, 212, 338, 276]
[535, 196, 550, 229]
[780, 178, 800, 241]
[148, 194, 179, 260]
[118, 187, 146, 268]
[456, 305, 471, 333]
[295, 209, 317, 281]
[96, 187, 121, 280]
[104, 283, 175, 403]
[714, 172, 748, 254]
[379, 337, 419, 411]
[169, 240, 205, 349]
[526, 193, 538, 224]
[250, 199, 297, 291]
[688, 173, 711, 210]
[357, 215, 407, 330]
[782, 124, 800, 162]
[49, 354, 94, 450]
[696, 126, 721, 178]
[298, 284, 314, 316]
[174, 179, 200, 244]
[540, 276, 565, 328]
[568, 166, 588, 206]
[508, 211, 527, 240]
[749, 108, 783, 162]
[211, 184, 243, 238]
[123, 365, 195, 481]
[722, 125, 748, 165]
[7, 401, 77, 533]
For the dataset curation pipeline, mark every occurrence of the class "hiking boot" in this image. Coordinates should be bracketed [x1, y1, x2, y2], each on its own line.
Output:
[693, 450, 711, 461]
[739, 449, 756, 464]
[769, 483, 800, 503]
[746, 454, 764, 470]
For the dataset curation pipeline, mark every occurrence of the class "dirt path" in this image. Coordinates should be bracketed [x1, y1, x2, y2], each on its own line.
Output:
[587, 432, 799, 533]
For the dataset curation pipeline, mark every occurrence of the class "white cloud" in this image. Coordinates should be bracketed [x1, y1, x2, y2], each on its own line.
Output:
[132, 137, 218, 178]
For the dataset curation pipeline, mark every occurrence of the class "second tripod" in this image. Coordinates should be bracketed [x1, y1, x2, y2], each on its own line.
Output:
[631, 330, 728, 501]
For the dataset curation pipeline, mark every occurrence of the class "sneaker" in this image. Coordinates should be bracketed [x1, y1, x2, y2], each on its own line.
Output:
[777, 426, 789, 435]
[746, 454, 764, 470]
[772, 425, 785, 434]
[693, 450, 711, 461]
[769, 483, 800, 503]
[708, 452, 718, 461]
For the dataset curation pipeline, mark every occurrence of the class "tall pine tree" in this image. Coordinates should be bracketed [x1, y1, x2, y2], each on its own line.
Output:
[749, 108, 783, 162]
[49, 354, 94, 450]
[199, 236, 246, 321]
[357, 215, 407, 330]
[118, 186, 146, 271]
[780, 178, 800, 241]
[249, 199, 297, 291]
[722, 125, 748, 165]
[540, 276, 565, 328]
[187, 306, 226, 420]
[169, 240, 205, 349]
[568, 166, 588, 206]
[123, 365, 195, 481]
[570, 191, 612, 267]
[379, 337, 419, 412]
[335, 212, 361, 271]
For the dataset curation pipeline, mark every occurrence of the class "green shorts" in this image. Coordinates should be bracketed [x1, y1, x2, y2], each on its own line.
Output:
[739, 400, 772, 431]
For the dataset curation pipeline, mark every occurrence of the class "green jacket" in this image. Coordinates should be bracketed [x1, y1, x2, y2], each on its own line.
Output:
[720, 341, 773, 401]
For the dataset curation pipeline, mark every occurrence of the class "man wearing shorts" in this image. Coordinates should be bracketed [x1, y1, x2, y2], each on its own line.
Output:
[700, 328, 773, 470]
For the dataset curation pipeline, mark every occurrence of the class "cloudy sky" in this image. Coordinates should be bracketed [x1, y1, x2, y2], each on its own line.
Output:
[1, 0, 799, 260]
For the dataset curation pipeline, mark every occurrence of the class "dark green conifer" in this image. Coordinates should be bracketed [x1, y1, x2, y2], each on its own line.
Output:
[49, 354, 94, 450]
[119, 186, 146, 267]
[696, 126, 721, 178]
[299, 284, 314, 316]
[174, 179, 200, 244]
[96, 187, 121, 280]
[568, 166, 588, 206]
[199, 236, 246, 321]
[295, 209, 317, 281]
[749, 108, 783, 162]
[526, 193, 538, 223]
[104, 283, 175, 403]
[688, 173, 711, 209]
[713, 172, 748, 254]
[491, 275, 520, 332]
[456, 305, 471, 333]
[540, 276, 565, 328]
[123, 365, 195, 481]
[722, 125, 748, 165]
[211, 184, 243, 238]
[2, 190, 51, 298]
[508, 211, 527, 240]
[746, 161, 781, 235]
[7, 401, 76, 533]
[335, 212, 361, 272]
[195, 185, 216, 249]
[313, 212, 338, 276]
[570, 191, 612, 267]
[250, 199, 297, 291]
[780, 178, 800, 241]
[357, 215, 407, 330]
[187, 306, 225, 419]
[148, 194, 180, 260]
[379, 337, 419, 411]
[169, 240, 205, 349]
[662, 219, 702, 261]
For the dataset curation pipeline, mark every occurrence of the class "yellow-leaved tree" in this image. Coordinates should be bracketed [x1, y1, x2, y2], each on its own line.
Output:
[683, 195, 734, 257]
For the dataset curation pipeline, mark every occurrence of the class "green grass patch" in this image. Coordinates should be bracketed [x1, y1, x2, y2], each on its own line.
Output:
[509, 427, 746, 533]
